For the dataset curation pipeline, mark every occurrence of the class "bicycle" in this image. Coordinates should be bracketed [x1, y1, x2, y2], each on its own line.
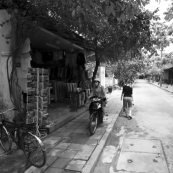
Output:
[0, 108, 46, 168]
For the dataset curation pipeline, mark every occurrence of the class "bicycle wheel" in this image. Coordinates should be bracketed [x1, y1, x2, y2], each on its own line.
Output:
[0, 126, 12, 152]
[22, 132, 46, 168]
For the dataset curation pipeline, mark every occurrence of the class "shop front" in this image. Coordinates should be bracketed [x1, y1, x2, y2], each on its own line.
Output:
[16, 27, 92, 133]
[163, 64, 173, 85]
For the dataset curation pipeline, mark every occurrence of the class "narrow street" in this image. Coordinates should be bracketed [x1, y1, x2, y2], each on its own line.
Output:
[93, 79, 173, 173]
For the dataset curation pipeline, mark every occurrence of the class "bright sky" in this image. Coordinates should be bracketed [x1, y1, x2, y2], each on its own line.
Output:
[145, 0, 173, 54]
[145, 0, 171, 21]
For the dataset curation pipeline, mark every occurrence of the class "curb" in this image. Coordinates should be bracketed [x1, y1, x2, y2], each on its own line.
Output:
[148, 81, 173, 94]
[82, 107, 122, 173]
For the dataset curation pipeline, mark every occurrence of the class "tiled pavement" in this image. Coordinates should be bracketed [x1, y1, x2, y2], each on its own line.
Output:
[0, 90, 122, 173]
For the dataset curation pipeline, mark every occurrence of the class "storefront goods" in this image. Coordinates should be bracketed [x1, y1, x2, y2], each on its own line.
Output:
[26, 68, 51, 127]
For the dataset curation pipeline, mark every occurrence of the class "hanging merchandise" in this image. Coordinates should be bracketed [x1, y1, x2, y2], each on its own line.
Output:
[65, 65, 71, 79]
[53, 51, 59, 61]
[32, 50, 43, 65]
[65, 54, 71, 66]
[82, 80, 92, 90]
[76, 53, 86, 70]
[79, 70, 85, 80]
[52, 80, 57, 101]
[71, 54, 77, 68]
[85, 70, 89, 79]
[55, 81, 66, 100]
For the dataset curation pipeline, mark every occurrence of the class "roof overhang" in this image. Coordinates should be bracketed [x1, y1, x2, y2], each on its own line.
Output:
[30, 27, 84, 52]
[163, 64, 173, 70]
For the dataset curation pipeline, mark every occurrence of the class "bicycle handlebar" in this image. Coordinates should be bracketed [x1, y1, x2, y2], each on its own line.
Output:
[0, 108, 14, 115]
[89, 96, 107, 101]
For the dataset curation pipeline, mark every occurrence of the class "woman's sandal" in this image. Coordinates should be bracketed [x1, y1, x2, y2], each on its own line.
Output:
[127, 116, 132, 120]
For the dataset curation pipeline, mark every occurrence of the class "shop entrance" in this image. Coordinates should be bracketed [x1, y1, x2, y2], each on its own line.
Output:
[16, 27, 94, 133]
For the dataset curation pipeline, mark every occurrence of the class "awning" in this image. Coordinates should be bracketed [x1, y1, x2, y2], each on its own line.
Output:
[30, 27, 83, 52]
[163, 64, 173, 70]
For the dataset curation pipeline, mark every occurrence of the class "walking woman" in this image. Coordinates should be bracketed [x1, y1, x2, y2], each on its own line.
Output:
[121, 79, 133, 120]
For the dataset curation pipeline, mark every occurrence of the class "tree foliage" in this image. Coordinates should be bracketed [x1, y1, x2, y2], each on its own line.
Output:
[114, 59, 144, 83]
[0, 0, 156, 114]
[164, 1, 173, 22]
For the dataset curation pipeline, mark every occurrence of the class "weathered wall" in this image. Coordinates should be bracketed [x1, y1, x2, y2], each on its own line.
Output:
[0, 10, 13, 109]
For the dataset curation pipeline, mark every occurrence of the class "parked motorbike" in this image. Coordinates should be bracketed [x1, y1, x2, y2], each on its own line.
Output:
[88, 96, 107, 135]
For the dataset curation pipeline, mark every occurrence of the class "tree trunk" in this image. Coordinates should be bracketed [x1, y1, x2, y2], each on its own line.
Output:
[92, 49, 100, 82]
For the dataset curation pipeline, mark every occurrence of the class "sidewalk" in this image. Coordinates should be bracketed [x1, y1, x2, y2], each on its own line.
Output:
[0, 89, 122, 173]
[0, 106, 86, 157]
[148, 80, 173, 93]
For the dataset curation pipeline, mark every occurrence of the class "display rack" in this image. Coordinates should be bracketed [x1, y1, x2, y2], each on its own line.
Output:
[26, 68, 37, 125]
[38, 68, 50, 128]
[26, 68, 51, 136]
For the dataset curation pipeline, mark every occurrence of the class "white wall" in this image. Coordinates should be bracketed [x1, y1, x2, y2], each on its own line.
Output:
[0, 10, 13, 108]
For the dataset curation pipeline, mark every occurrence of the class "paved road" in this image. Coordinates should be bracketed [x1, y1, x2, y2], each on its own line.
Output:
[93, 79, 173, 173]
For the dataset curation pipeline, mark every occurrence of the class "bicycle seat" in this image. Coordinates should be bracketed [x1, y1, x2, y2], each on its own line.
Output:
[13, 119, 36, 129]
[13, 119, 25, 126]
[16, 122, 25, 125]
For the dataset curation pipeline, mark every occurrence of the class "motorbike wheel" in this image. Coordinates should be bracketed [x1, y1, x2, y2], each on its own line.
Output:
[89, 112, 98, 135]
[99, 113, 103, 124]
[98, 109, 103, 124]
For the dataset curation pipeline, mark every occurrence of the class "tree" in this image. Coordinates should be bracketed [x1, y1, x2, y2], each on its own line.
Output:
[114, 59, 144, 83]
[152, 22, 171, 58]
[0, 0, 152, 76]
[0, 0, 153, 116]
[164, 1, 173, 22]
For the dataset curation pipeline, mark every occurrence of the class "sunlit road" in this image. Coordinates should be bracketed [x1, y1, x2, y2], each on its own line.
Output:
[93, 79, 173, 173]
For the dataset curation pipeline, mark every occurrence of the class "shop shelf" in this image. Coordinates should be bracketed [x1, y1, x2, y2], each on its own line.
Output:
[27, 81, 36, 88]
[27, 89, 36, 96]
[26, 116, 36, 124]
[27, 74, 36, 81]
[26, 110, 36, 118]
[39, 82, 49, 89]
[28, 68, 36, 74]
[27, 96, 37, 103]
[39, 89, 48, 96]
[26, 102, 37, 111]
[39, 101, 48, 110]
[39, 75, 49, 82]
[39, 68, 49, 75]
